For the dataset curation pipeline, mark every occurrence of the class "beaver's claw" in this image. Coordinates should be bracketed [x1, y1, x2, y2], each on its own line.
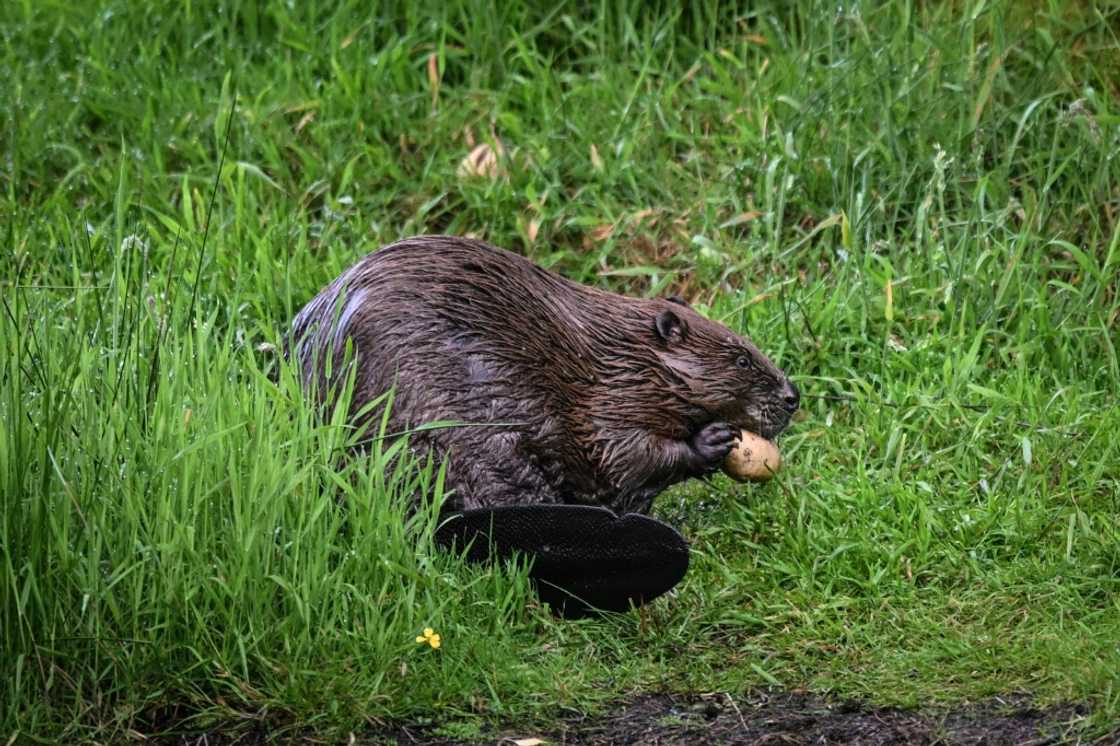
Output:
[690, 421, 740, 470]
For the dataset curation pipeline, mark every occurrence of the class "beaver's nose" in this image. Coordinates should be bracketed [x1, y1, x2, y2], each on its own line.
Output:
[780, 379, 800, 411]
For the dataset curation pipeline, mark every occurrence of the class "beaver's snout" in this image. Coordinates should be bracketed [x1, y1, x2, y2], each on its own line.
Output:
[779, 378, 800, 413]
[750, 377, 799, 441]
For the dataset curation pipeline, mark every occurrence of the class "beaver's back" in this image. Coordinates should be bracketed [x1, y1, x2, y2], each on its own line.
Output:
[294, 237, 608, 374]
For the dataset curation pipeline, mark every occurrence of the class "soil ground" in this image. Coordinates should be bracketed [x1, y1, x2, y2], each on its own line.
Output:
[161, 691, 1117, 745]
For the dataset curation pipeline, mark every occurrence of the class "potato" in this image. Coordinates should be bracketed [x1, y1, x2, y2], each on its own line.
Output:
[723, 430, 781, 482]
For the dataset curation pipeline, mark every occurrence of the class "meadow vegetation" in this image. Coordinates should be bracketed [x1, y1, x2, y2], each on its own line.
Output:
[2, 0, 1119, 741]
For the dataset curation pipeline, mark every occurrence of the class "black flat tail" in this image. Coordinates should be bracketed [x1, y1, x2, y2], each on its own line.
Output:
[434, 505, 690, 618]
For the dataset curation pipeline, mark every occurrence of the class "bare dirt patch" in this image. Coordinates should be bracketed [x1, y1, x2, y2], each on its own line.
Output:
[160, 691, 1113, 745]
[389, 692, 1106, 746]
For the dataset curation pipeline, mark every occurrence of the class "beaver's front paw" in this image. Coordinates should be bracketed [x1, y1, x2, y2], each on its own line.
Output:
[689, 422, 740, 472]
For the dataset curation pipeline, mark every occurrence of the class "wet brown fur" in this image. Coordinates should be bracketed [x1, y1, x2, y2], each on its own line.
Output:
[290, 235, 797, 514]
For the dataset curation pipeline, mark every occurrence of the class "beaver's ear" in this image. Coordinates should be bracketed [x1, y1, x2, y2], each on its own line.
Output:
[654, 308, 687, 343]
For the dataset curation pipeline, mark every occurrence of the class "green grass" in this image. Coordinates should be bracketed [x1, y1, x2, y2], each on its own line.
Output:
[3, 0, 1119, 741]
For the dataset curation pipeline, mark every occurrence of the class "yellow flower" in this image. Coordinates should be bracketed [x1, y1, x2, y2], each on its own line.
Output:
[416, 627, 441, 649]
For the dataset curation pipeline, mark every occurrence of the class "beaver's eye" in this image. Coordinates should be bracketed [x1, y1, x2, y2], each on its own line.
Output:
[736, 355, 751, 369]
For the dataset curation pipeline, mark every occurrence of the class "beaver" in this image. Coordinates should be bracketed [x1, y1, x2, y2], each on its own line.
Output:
[289, 235, 799, 516]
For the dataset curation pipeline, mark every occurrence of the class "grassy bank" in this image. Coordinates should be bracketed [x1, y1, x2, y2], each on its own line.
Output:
[3, 0, 1119, 741]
